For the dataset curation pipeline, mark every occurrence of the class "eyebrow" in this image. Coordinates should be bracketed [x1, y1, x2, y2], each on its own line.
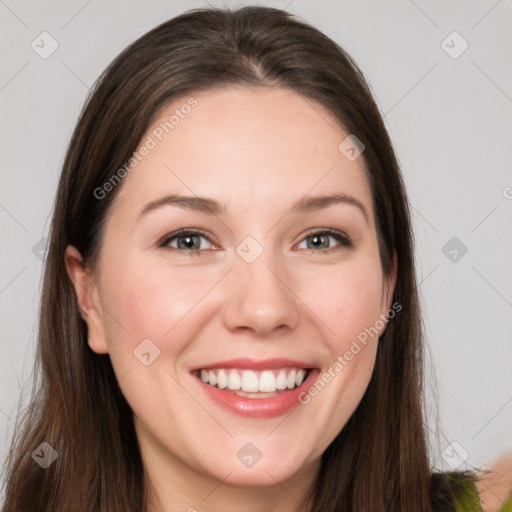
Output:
[138, 193, 369, 224]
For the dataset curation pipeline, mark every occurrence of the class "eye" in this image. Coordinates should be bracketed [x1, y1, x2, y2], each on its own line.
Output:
[159, 229, 216, 252]
[158, 228, 351, 253]
[296, 229, 352, 252]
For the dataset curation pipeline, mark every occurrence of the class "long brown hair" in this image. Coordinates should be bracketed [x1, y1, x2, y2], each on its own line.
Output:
[2, 6, 433, 511]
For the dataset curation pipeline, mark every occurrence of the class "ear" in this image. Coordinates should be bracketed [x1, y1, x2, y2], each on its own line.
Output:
[381, 250, 397, 314]
[64, 245, 109, 354]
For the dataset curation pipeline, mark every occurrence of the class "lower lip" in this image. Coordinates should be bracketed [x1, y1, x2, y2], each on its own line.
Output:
[193, 370, 320, 419]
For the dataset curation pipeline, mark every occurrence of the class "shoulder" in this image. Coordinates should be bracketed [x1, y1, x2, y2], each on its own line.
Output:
[474, 453, 512, 511]
[430, 470, 479, 511]
[430, 453, 512, 512]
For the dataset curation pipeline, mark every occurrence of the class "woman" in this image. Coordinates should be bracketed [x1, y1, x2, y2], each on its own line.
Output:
[1, 6, 510, 511]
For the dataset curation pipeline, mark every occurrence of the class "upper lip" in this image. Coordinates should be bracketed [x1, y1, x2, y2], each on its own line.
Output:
[190, 358, 315, 372]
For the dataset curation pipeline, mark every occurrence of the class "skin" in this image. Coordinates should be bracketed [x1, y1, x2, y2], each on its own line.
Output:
[476, 454, 512, 511]
[65, 86, 397, 512]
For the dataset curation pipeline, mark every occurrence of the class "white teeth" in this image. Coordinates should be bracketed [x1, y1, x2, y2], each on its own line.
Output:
[217, 369, 228, 389]
[234, 390, 280, 399]
[197, 367, 310, 393]
[241, 370, 259, 392]
[259, 371, 276, 392]
[287, 369, 297, 389]
[228, 369, 241, 390]
[276, 370, 287, 390]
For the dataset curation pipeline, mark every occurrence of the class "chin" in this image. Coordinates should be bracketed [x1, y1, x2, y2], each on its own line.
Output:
[223, 462, 304, 488]
[201, 443, 315, 488]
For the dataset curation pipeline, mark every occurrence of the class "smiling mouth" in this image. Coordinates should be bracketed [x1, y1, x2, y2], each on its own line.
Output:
[193, 367, 311, 398]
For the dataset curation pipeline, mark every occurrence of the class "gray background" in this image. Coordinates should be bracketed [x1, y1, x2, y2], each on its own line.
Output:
[1, 0, 511, 475]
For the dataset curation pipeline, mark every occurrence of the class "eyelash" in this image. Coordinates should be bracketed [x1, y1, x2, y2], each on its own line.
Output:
[158, 228, 353, 254]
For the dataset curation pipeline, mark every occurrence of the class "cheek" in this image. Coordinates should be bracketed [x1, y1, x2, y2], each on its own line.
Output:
[97, 260, 214, 406]
[304, 260, 384, 350]
[294, 262, 383, 450]
[99, 259, 211, 353]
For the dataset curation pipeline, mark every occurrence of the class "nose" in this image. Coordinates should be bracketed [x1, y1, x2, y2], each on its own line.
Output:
[221, 251, 300, 337]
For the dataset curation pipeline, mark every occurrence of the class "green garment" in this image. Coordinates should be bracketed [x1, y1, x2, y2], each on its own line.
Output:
[453, 476, 512, 511]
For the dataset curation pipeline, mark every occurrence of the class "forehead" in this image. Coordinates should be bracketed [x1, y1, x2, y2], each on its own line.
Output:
[110, 86, 373, 222]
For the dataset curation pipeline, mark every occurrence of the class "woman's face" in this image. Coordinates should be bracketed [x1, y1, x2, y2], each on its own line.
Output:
[66, 86, 396, 494]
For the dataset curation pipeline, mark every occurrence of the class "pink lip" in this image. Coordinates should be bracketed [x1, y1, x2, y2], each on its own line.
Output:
[190, 358, 313, 372]
[192, 368, 320, 419]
